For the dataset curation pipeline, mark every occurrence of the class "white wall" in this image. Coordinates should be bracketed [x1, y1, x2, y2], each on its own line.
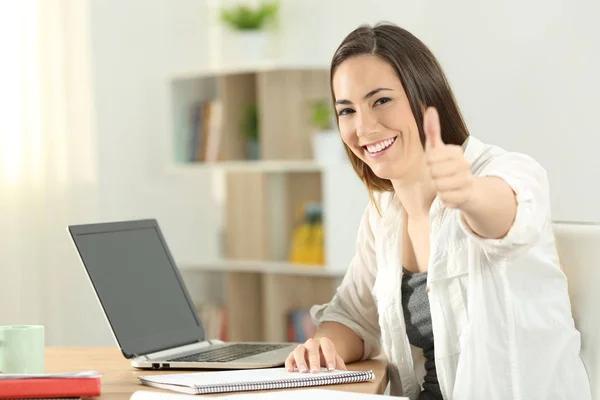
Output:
[90, 0, 220, 262]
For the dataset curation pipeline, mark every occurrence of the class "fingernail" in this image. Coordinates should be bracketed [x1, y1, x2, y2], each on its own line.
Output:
[328, 363, 334, 371]
[311, 368, 319, 373]
[287, 367, 293, 372]
[300, 366, 308, 373]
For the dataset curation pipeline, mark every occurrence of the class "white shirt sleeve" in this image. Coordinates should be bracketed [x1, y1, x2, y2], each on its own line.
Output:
[310, 202, 382, 360]
[459, 152, 551, 257]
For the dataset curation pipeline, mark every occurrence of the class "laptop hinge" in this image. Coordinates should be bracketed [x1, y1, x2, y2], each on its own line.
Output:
[142, 340, 213, 361]
[131, 337, 204, 359]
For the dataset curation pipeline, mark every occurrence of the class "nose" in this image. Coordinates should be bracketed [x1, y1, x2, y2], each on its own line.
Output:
[356, 109, 378, 138]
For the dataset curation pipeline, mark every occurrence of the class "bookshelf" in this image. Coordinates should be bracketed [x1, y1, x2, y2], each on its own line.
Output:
[179, 260, 347, 277]
[169, 68, 333, 165]
[169, 65, 369, 343]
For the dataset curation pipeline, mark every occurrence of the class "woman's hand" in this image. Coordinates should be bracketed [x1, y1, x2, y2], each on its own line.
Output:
[285, 337, 348, 373]
[424, 106, 519, 239]
[424, 107, 475, 209]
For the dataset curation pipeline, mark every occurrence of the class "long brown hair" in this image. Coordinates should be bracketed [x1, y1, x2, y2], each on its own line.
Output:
[330, 22, 470, 197]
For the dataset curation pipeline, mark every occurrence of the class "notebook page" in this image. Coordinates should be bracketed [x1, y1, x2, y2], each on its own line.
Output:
[139, 367, 367, 387]
[131, 389, 405, 400]
[217, 389, 401, 399]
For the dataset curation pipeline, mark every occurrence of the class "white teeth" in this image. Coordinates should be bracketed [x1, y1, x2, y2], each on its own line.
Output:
[366, 137, 395, 154]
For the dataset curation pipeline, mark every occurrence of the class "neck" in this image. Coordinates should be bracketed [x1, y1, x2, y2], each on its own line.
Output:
[391, 160, 437, 218]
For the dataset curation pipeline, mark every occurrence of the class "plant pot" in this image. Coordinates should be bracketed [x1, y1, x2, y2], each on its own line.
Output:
[246, 138, 260, 160]
[234, 30, 271, 63]
[311, 130, 346, 164]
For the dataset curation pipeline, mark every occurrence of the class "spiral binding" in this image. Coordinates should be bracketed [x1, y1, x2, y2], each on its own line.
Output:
[193, 370, 375, 395]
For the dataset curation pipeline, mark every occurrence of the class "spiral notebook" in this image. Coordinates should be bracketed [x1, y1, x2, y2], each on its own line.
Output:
[138, 367, 375, 395]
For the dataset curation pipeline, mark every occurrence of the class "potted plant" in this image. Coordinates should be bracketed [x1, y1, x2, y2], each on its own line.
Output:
[243, 103, 260, 160]
[311, 100, 332, 132]
[309, 99, 345, 164]
[220, 1, 279, 61]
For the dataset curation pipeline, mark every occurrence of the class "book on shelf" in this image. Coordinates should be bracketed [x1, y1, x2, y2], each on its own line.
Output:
[196, 303, 228, 341]
[204, 99, 223, 163]
[185, 99, 223, 163]
[287, 309, 317, 343]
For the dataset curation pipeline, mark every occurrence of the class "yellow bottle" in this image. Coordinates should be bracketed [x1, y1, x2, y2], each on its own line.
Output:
[288, 203, 324, 266]
[308, 221, 325, 265]
[289, 223, 311, 264]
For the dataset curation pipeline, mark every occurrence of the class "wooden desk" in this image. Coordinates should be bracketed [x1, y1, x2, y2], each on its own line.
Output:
[46, 347, 388, 399]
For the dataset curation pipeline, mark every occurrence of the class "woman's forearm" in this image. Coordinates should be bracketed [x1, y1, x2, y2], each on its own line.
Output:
[313, 321, 364, 363]
[461, 176, 517, 239]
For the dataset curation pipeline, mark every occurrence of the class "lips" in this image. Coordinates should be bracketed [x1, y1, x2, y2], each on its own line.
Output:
[363, 136, 397, 155]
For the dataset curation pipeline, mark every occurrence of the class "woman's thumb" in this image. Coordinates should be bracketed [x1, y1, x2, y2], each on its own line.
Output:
[424, 107, 443, 149]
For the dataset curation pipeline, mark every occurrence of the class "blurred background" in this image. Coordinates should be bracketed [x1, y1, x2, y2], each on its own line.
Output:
[0, 0, 598, 348]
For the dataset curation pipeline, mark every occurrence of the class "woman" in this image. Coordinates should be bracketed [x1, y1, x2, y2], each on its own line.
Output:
[284, 23, 591, 399]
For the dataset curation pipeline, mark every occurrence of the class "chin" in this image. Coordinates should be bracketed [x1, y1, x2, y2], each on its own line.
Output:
[368, 164, 397, 180]
[366, 159, 410, 180]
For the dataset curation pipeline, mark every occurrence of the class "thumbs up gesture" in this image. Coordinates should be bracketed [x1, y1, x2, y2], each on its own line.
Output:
[424, 107, 474, 209]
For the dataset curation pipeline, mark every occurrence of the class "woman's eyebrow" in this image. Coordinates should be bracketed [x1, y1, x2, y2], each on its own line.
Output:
[335, 87, 393, 105]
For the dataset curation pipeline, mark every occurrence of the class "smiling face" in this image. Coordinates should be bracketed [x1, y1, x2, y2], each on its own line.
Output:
[333, 54, 424, 181]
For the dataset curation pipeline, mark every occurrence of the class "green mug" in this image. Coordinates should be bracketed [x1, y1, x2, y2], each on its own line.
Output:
[0, 325, 45, 374]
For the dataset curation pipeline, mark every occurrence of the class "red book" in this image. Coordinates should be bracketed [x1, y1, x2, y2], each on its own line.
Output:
[0, 377, 101, 399]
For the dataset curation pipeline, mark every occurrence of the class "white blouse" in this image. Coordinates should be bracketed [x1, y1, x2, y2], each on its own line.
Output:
[311, 137, 591, 399]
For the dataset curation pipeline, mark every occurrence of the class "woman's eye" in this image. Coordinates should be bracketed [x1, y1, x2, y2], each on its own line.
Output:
[374, 97, 391, 106]
[337, 108, 354, 116]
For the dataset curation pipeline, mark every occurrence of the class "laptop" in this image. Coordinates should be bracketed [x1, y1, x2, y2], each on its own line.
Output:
[68, 219, 297, 370]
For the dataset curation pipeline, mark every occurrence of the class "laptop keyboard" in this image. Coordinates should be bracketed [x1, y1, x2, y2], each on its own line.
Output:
[168, 343, 289, 363]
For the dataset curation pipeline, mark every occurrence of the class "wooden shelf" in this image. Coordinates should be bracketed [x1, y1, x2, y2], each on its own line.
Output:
[168, 160, 327, 174]
[171, 60, 329, 80]
[178, 259, 346, 277]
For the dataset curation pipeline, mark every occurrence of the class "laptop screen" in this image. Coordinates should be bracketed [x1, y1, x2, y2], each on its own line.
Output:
[69, 219, 205, 358]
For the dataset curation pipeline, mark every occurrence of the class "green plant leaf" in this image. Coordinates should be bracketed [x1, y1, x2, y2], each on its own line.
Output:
[219, 1, 279, 31]
[310, 100, 332, 130]
[243, 103, 259, 139]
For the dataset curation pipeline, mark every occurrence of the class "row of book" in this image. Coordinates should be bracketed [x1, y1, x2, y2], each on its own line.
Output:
[180, 99, 223, 163]
[287, 309, 317, 343]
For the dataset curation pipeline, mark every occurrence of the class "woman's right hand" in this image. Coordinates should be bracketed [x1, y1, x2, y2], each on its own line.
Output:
[284, 337, 348, 373]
